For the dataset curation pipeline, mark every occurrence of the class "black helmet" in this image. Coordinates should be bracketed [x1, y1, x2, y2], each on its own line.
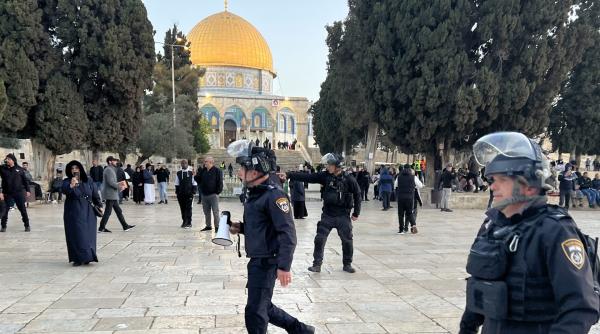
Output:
[473, 132, 550, 188]
[320, 153, 344, 167]
[227, 140, 276, 174]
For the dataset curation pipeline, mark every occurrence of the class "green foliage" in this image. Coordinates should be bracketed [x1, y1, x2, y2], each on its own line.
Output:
[158, 24, 192, 70]
[35, 73, 88, 155]
[193, 115, 211, 154]
[0, 0, 44, 133]
[54, 0, 155, 152]
[548, 33, 600, 155]
[137, 113, 194, 161]
[0, 80, 6, 117]
[316, 0, 598, 157]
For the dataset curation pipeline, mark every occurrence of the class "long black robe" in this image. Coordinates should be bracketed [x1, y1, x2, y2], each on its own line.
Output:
[62, 178, 100, 264]
[132, 172, 144, 203]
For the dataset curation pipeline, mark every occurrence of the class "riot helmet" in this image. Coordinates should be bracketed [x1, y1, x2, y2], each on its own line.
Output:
[320, 153, 344, 168]
[227, 139, 276, 175]
[473, 132, 550, 187]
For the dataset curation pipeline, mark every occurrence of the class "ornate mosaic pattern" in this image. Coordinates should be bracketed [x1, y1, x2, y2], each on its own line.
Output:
[200, 66, 272, 94]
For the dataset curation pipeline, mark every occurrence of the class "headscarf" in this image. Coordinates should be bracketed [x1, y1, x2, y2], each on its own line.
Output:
[65, 160, 89, 182]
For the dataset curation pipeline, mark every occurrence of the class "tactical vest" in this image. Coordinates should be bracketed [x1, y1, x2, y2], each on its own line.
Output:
[466, 208, 558, 322]
[322, 173, 352, 209]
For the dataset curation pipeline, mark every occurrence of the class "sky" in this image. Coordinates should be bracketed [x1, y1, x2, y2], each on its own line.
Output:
[143, 0, 350, 101]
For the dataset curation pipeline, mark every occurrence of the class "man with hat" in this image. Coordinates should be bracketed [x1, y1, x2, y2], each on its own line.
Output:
[0, 154, 31, 232]
[98, 156, 135, 233]
[227, 139, 314, 334]
[459, 132, 599, 333]
[284, 153, 361, 273]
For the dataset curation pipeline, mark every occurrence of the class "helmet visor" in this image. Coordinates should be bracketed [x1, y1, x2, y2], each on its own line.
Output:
[227, 140, 251, 159]
[473, 132, 537, 167]
[320, 153, 338, 166]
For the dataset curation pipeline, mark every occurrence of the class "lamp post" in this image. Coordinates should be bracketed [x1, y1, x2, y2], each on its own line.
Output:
[156, 38, 188, 128]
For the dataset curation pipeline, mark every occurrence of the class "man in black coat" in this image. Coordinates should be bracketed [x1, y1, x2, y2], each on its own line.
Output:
[196, 156, 223, 231]
[395, 164, 417, 234]
[0, 154, 31, 232]
[89, 159, 104, 191]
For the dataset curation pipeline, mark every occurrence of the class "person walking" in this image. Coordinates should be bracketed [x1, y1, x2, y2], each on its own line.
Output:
[62, 160, 101, 266]
[175, 159, 197, 229]
[357, 167, 371, 201]
[98, 156, 135, 233]
[89, 159, 103, 191]
[395, 164, 419, 234]
[197, 156, 223, 231]
[558, 167, 577, 210]
[227, 163, 233, 178]
[132, 166, 144, 204]
[439, 163, 455, 212]
[227, 140, 315, 334]
[285, 153, 361, 273]
[143, 163, 155, 205]
[460, 131, 599, 334]
[379, 167, 393, 210]
[155, 163, 170, 204]
[0, 154, 31, 232]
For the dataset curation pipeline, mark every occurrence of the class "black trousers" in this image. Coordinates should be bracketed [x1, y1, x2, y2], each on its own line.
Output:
[360, 185, 369, 201]
[177, 194, 193, 225]
[397, 198, 415, 232]
[313, 214, 353, 266]
[1, 192, 29, 228]
[381, 191, 391, 209]
[99, 200, 128, 229]
[245, 258, 310, 334]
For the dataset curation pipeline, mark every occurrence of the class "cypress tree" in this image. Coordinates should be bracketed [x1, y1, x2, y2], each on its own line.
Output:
[0, 80, 6, 117]
[0, 0, 44, 133]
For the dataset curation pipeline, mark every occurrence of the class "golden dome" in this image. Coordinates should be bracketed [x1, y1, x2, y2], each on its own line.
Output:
[187, 11, 275, 75]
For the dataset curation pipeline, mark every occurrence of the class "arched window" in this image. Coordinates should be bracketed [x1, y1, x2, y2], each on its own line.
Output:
[277, 108, 295, 134]
[200, 104, 219, 129]
[224, 106, 246, 129]
[251, 107, 268, 129]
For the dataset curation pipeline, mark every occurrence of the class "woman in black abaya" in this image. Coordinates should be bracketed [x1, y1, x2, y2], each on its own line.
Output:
[62, 160, 101, 266]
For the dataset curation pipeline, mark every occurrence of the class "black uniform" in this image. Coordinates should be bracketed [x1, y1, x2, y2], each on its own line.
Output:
[175, 168, 197, 227]
[0, 161, 31, 229]
[239, 179, 312, 334]
[460, 204, 599, 334]
[287, 171, 361, 267]
[395, 170, 416, 232]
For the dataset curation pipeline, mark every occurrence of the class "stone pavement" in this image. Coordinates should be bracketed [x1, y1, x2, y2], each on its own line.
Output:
[0, 199, 599, 334]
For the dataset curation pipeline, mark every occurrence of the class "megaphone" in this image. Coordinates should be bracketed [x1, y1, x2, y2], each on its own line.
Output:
[212, 211, 233, 246]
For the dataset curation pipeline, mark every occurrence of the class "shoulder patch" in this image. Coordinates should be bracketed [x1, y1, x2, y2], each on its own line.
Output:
[561, 238, 586, 270]
[275, 197, 290, 213]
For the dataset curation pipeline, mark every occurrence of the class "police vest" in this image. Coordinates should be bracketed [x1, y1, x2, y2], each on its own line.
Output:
[322, 173, 353, 209]
[465, 208, 556, 322]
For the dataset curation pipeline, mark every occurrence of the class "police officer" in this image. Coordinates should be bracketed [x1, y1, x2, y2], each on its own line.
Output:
[0, 154, 31, 232]
[459, 132, 599, 334]
[227, 140, 314, 334]
[284, 153, 361, 273]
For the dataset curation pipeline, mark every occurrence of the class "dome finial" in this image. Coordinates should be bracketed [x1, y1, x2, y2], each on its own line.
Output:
[224, 0, 228, 11]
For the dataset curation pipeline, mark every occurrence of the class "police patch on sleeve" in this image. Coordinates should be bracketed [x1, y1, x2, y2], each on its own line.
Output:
[275, 197, 290, 213]
[561, 239, 585, 270]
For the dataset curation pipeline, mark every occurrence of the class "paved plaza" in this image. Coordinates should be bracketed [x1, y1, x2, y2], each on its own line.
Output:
[1, 198, 599, 334]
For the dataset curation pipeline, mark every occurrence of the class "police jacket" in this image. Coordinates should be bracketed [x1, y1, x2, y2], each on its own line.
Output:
[0, 165, 29, 195]
[287, 171, 361, 218]
[460, 204, 599, 334]
[240, 179, 297, 271]
[89, 165, 103, 183]
[395, 170, 415, 200]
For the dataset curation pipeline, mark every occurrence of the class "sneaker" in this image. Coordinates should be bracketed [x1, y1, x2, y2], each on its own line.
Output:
[165, 200, 168, 204]
[184, 224, 192, 229]
[24, 226, 30, 232]
[98, 228, 112, 233]
[123, 225, 136, 231]
[200, 226, 212, 232]
[180, 222, 186, 228]
[307, 265, 321, 273]
[343, 265, 356, 273]
[440, 208, 445, 212]
[0, 226, 5, 232]
[445, 209, 453, 212]
[303, 325, 316, 334]
[411, 226, 418, 234]
[398, 230, 405, 234]
[158, 201, 163, 204]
